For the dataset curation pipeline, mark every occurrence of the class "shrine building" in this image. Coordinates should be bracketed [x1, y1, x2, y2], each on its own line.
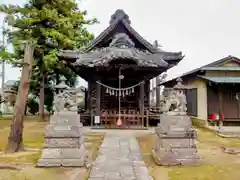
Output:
[58, 9, 184, 128]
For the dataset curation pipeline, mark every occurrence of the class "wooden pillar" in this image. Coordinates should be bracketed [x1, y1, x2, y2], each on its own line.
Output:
[156, 76, 161, 108]
[151, 78, 155, 105]
[146, 81, 150, 128]
[146, 110, 149, 128]
[87, 81, 94, 127]
[140, 82, 145, 127]
[96, 81, 101, 116]
[218, 85, 223, 127]
[87, 81, 92, 113]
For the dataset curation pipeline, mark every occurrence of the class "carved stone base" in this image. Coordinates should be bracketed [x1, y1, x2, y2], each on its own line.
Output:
[152, 148, 200, 165]
[152, 114, 200, 166]
[37, 112, 87, 167]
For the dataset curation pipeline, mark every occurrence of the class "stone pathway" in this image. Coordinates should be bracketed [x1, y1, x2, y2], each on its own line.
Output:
[88, 132, 152, 180]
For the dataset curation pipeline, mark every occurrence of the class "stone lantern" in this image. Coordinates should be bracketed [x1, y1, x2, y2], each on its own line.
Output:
[54, 76, 70, 94]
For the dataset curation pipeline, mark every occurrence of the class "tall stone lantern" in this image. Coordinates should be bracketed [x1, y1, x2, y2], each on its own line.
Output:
[54, 76, 70, 94]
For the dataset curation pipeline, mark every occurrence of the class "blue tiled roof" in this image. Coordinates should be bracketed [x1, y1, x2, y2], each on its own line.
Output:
[198, 76, 240, 83]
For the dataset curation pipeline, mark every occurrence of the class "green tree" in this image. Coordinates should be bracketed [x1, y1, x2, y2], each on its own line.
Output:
[0, 0, 97, 152]
[27, 96, 39, 115]
[0, 0, 96, 120]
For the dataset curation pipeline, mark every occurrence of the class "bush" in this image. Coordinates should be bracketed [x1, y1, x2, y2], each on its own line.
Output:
[27, 97, 39, 115]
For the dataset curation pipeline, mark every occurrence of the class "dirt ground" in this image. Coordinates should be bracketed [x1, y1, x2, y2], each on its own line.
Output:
[137, 128, 240, 180]
[0, 118, 105, 180]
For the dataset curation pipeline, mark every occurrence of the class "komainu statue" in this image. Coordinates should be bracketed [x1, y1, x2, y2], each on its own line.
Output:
[38, 86, 88, 167]
[152, 78, 200, 165]
[161, 84, 187, 115]
[53, 89, 80, 114]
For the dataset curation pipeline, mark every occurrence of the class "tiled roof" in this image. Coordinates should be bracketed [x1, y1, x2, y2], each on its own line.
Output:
[160, 56, 240, 86]
[70, 47, 169, 68]
[201, 66, 240, 71]
[85, 9, 160, 53]
[198, 76, 240, 83]
[57, 9, 184, 71]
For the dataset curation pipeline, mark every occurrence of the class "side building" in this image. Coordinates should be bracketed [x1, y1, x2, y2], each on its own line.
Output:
[161, 55, 240, 126]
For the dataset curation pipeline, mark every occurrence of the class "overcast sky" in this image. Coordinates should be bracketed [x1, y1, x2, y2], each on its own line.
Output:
[1, 0, 240, 87]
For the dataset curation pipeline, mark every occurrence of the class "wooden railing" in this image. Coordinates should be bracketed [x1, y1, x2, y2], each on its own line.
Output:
[100, 109, 149, 128]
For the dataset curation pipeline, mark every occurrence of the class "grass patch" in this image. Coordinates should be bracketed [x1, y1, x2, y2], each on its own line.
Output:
[191, 117, 207, 129]
[0, 120, 47, 149]
[137, 128, 240, 180]
[0, 118, 105, 180]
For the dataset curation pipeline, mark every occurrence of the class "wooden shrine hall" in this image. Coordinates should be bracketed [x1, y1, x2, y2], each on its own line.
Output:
[58, 9, 184, 128]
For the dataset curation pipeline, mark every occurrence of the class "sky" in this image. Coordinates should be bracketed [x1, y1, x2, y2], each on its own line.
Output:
[1, 0, 240, 87]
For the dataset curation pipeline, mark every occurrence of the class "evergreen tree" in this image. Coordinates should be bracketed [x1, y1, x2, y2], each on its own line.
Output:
[0, 0, 97, 152]
[1, 0, 96, 120]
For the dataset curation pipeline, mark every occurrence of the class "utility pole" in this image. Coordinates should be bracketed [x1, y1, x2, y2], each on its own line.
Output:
[0, 18, 7, 114]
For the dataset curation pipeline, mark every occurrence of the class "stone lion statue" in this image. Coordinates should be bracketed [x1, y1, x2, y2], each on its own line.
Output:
[161, 89, 187, 115]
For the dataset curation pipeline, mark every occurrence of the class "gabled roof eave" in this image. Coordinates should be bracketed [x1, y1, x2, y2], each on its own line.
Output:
[159, 55, 240, 86]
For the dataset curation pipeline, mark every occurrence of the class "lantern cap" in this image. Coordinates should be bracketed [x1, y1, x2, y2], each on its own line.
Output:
[173, 77, 188, 90]
[55, 76, 70, 89]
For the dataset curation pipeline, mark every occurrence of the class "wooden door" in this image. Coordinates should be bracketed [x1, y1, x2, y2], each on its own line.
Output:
[186, 88, 198, 116]
[222, 91, 239, 119]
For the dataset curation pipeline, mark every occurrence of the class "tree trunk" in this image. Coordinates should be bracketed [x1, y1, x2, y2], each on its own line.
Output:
[39, 63, 45, 121]
[6, 42, 34, 153]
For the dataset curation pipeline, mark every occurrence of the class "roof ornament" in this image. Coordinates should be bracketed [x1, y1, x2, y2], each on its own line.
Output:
[109, 33, 135, 48]
[153, 40, 162, 48]
[109, 9, 131, 24]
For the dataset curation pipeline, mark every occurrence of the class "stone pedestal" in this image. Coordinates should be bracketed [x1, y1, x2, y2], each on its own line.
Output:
[37, 111, 87, 167]
[152, 114, 200, 165]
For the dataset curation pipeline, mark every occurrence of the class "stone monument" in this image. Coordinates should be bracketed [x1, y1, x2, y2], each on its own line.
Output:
[152, 78, 200, 165]
[37, 78, 87, 167]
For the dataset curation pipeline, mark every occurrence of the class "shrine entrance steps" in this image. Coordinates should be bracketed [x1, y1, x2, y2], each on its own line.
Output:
[88, 131, 152, 180]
